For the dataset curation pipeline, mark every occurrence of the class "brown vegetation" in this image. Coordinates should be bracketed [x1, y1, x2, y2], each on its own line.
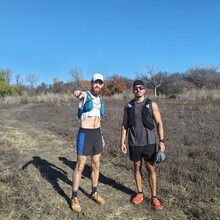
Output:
[0, 97, 220, 219]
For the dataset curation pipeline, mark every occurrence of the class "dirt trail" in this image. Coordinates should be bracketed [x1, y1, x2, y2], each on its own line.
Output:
[0, 104, 188, 220]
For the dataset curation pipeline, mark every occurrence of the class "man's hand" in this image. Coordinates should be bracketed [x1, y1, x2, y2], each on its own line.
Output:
[73, 90, 85, 99]
[159, 142, 165, 152]
[121, 143, 127, 154]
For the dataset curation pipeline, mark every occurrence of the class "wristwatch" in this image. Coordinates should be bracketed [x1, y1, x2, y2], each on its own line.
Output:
[159, 139, 165, 143]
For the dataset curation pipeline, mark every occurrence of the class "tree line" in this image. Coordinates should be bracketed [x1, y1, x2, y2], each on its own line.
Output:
[1, 66, 220, 98]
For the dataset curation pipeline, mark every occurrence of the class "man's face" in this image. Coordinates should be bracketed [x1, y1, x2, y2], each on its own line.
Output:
[91, 79, 104, 96]
[133, 85, 145, 98]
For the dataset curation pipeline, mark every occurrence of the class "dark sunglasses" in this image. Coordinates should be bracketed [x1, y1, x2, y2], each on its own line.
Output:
[134, 86, 144, 91]
[94, 80, 103, 85]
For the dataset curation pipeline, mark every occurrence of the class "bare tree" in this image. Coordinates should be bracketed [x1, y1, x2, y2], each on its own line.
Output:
[69, 66, 82, 89]
[136, 65, 165, 97]
[15, 74, 24, 86]
[26, 74, 39, 89]
[53, 77, 61, 84]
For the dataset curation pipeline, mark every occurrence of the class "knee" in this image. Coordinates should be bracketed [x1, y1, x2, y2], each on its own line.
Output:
[134, 166, 142, 175]
[91, 161, 100, 170]
[75, 163, 85, 173]
[147, 167, 156, 175]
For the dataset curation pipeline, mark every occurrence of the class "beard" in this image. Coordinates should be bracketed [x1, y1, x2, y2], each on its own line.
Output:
[135, 93, 142, 98]
[136, 95, 142, 98]
[92, 87, 102, 96]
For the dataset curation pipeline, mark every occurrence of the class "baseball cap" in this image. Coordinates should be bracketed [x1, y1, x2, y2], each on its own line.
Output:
[92, 73, 104, 82]
[133, 80, 145, 87]
[154, 151, 166, 164]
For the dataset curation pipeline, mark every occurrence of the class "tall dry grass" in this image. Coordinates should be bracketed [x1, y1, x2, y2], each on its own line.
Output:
[0, 88, 219, 106]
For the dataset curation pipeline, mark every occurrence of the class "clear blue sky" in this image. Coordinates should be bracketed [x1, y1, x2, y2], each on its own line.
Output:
[1, 0, 220, 85]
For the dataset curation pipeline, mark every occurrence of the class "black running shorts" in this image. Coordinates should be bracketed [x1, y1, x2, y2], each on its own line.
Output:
[129, 144, 157, 162]
[76, 128, 103, 156]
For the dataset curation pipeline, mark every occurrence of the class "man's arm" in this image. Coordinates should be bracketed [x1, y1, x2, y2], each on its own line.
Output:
[73, 90, 86, 100]
[121, 107, 128, 154]
[152, 101, 165, 152]
[73, 90, 87, 107]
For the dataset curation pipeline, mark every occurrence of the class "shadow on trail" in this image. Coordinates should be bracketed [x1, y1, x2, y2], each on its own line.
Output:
[22, 156, 71, 207]
[59, 157, 135, 198]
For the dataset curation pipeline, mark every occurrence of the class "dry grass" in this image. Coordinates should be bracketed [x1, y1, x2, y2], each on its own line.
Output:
[1, 88, 219, 106]
[0, 97, 220, 219]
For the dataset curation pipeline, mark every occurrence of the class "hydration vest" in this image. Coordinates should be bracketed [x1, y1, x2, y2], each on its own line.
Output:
[126, 98, 155, 130]
[77, 91, 104, 119]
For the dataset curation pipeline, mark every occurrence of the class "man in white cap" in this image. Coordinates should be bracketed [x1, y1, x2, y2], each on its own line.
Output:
[71, 73, 106, 213]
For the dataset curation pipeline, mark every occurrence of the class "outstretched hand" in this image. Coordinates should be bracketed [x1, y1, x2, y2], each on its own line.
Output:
[73, 90, 85, 99]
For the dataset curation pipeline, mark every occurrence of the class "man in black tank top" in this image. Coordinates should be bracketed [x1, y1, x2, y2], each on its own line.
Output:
[121, 80, 166, 210]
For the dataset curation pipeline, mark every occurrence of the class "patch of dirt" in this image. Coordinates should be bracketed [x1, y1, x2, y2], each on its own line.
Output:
[1, 101, 219, 219]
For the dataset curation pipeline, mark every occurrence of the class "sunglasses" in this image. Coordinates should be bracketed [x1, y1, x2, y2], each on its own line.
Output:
[94, 80, 104, 85]
[134, 86, 144, 91]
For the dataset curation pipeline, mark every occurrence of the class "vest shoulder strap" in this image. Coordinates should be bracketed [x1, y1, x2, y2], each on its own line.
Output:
[128, 98, 151, 107]
[144, 98, 151, 105]
[86, 91, 92, 101]
[128, 99, 135, 106]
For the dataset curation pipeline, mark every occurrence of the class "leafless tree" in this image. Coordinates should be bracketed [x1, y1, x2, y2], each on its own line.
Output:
[15, 74, 24, 86]
[69, 66, 82, 90]
[51, 77, 63, 93]
[136, 65, 165, 97]
[26, 74, 39, 89]
[53, 77, 61, 84]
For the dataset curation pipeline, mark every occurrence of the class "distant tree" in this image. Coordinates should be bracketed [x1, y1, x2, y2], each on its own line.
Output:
[0, 68, 12, 83]
[15, 74, 23, 86]
[60, 82, 73, 94]
[51, 79, 63, 93]
[69, 66, 82, 90]
[122, 77, 133, 90]
[105, 74, 127, 95]
[158, 72, 194, 96]
[26, 74, 39, 89]
[137, 65, 166, 97]
[185, 66, 220, 89]
[36, 83, 48, 95]
[79, 80, 90, 90]
[53, 77, 61, 84]
[0, 70, 18, 97]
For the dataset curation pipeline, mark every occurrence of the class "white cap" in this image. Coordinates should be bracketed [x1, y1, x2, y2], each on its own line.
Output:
[92, 73, 104, 82]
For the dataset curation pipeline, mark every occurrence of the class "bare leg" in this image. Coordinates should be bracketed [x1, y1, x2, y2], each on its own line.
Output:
[133, 160, 143, 193]
[91, 153, 101, 188]
[90, 153, 105, 205]
[72, 155, 87, 191]
[145, 161, 156, 196]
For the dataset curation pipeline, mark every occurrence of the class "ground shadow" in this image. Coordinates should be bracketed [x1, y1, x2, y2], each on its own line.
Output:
[59, 157, 135, 198]
[22, 156, 72, 207]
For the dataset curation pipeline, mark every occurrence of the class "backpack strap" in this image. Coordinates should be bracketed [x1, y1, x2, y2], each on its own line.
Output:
[142, 98, 155, 130]
[86, 91, 92, 101]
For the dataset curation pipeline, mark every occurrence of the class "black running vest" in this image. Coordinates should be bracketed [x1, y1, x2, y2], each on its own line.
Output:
[126, 98, 155, 130]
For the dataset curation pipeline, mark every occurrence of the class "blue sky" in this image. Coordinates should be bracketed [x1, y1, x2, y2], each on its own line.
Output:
[1, 0, 220, 85]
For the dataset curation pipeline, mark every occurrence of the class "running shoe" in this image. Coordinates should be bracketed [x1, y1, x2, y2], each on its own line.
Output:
[91, 192, 106, 205]
[71, 197, 81, 213]
[132, 193, 144, 205]
[151, 197, 163, 210]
